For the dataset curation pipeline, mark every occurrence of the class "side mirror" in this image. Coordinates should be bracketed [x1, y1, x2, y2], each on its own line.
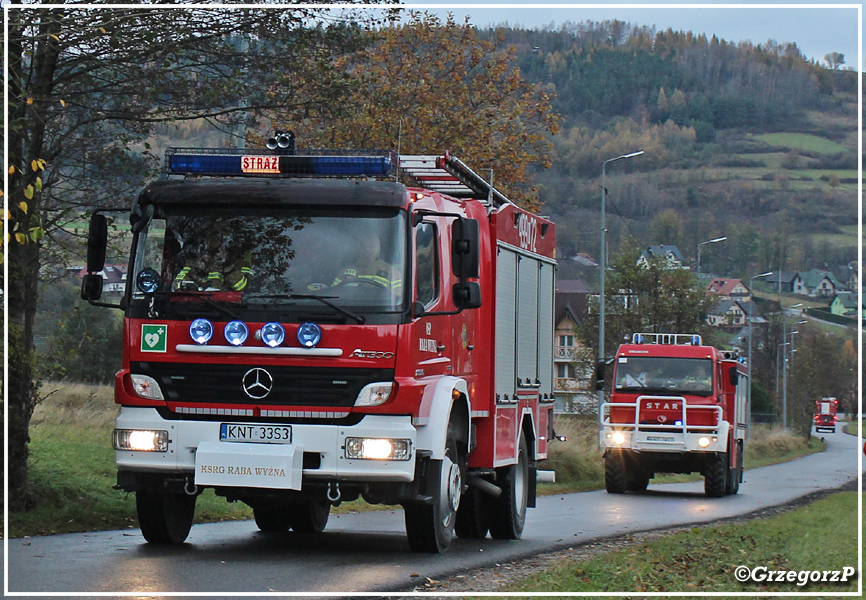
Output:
[729, 367, 739, 387]
[81, 273, 104, 301]
[412, 301, 426, 319]
[86, 213, 108, 274]
[595, 359, 606, 390]
[452, 281, 481, 309]
[451, 218, 479, 279]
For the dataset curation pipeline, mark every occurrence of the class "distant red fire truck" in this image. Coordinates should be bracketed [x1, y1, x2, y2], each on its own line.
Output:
[82, 143, 557, 553]
[599, 333, 747, 497]
[814, 397, 839, 433]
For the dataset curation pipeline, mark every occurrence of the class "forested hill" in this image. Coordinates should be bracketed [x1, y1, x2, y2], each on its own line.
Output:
[498, 21, 854, 131]
[484, 21, 858, 281]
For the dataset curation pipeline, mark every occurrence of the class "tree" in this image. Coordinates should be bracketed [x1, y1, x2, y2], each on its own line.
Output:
[787, 325, 856, 439]
[824, 52, 845, 70]
[6, 3, 389, 509]
[579, 250, 718, 368]
[264, 12, 560, 208]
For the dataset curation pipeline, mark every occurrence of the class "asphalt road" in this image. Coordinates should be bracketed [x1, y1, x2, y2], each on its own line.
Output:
[6, 425, 861, 597]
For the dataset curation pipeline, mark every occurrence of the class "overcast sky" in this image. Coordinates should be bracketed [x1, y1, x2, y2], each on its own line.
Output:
[399, 1, 862, 70]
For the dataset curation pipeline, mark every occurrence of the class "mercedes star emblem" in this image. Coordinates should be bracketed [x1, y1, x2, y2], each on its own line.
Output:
[242, 368, 273, 399]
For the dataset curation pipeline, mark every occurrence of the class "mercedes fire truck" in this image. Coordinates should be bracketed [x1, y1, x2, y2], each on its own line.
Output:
[82, 144, 557, 553]
[599, 333, 747, 497]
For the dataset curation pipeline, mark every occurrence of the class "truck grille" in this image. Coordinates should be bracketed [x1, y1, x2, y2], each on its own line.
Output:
[131, 362, 393, 408]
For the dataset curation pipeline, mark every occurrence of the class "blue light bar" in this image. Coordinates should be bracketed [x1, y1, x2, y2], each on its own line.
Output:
[166, 148, 394, 178]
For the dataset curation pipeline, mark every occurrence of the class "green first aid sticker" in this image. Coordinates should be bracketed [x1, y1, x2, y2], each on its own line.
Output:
[141, 324, 168, 353]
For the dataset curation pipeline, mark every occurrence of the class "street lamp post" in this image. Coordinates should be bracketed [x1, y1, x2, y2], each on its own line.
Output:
[782, 320, 808, 431]
[779, 304, 803, 430]
[746, 271, 773, 438]
[697, 236, 727, 276]
[598, 151, 643, 409]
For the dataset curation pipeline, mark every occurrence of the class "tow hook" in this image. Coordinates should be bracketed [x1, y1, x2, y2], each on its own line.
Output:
[184, 478, 199, 496]
[327, 481, 341, 502]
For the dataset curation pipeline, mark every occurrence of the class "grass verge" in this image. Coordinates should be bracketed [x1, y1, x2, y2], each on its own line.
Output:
[500, 491, 860, 594]
[9, 386, 826, 538]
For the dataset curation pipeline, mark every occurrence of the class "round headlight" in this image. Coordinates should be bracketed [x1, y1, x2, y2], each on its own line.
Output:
[260, 322, 286, 348]
[224, 320, 249, 346]
[611, 432, 626, 445]
[136, 268, 160, 294]
[297, 322, 322, 348]
[189, 319, 214, 344]
[697, 436, 711, 448]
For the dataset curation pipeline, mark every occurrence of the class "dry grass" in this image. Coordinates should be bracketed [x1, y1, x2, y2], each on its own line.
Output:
[32, 382, 117, 429]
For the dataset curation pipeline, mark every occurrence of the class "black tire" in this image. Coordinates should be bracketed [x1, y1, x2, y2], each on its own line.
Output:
[404, 432, 463, 553]
[489, 435, 529, 540]
[604, 450, 628, 494]
[136, 486, 197, 544]
[290, 499, 331, 533]
[726, 441, 743, 496]
[455, 485, 489, 539]
[626, 473, 650, 492]
[704, 452, 728, 498]
[253, 506, 293, 533]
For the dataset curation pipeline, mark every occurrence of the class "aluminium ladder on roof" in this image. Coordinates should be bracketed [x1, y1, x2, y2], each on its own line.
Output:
[398, 153, 514, 208]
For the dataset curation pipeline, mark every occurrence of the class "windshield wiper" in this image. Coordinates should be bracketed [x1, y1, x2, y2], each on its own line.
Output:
[246, 293, 365, 324]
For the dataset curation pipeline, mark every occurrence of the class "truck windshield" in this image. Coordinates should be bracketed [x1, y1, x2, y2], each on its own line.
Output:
[614, 357, 713, 396]
[131, 208, 407, 314]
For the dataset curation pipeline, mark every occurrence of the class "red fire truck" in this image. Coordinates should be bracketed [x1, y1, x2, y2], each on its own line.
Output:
[82, 144, 557, 553]
[599, 333, 747, 497]
[814, 397, 838, 433]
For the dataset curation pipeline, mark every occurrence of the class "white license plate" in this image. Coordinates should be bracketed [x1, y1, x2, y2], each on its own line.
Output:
[646, 435, 675, 442]
[220, 423, 292, 444]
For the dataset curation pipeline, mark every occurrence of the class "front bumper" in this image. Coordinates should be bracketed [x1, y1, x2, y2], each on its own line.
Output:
[115, 407, 417, 489]
[599, 421, 730, 454]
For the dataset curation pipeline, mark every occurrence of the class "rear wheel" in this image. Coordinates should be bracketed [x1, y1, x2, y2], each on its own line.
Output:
[726, 441, 743, 496]
[455, 485, 489, 539]
[253, 506, 293, 533]
[604, 450, 628, 494]
[136, 484, 197, 544]
[704, 452, 728, 498]
[489, 435, 529, 540]
[290, 499, 331, 533]
[404, 429, 463, 553]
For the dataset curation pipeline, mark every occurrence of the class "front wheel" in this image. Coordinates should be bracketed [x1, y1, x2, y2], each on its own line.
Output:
[704, 452, 728, 498]
[404, 433, 463, 553]
[604, 450, 628, 494]
[489, 435, 529, 540]
[136, 485, 197, 544]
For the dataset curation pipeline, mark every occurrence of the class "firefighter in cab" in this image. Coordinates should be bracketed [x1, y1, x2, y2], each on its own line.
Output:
[332, 235, 401, 293]
[174, 226, 253, 292]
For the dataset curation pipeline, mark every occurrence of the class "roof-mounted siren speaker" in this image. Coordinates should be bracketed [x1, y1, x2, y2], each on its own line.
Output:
[266, 130, 295, 155]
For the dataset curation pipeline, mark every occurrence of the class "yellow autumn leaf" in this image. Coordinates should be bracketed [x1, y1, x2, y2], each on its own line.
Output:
[18, 201, 28, 214]
[60, 99, 66, 107]
[8, 165, 15, 175]
[31, 160, 39, 171]
[26, 97, 33, 105]
[15, 232, 27, 244]
[50, 34, 60, 42]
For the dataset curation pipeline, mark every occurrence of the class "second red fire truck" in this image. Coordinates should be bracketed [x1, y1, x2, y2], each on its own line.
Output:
[82, 143, 557, 553]
[599, 333, 747, 497]
[814, 397, 838, 433]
